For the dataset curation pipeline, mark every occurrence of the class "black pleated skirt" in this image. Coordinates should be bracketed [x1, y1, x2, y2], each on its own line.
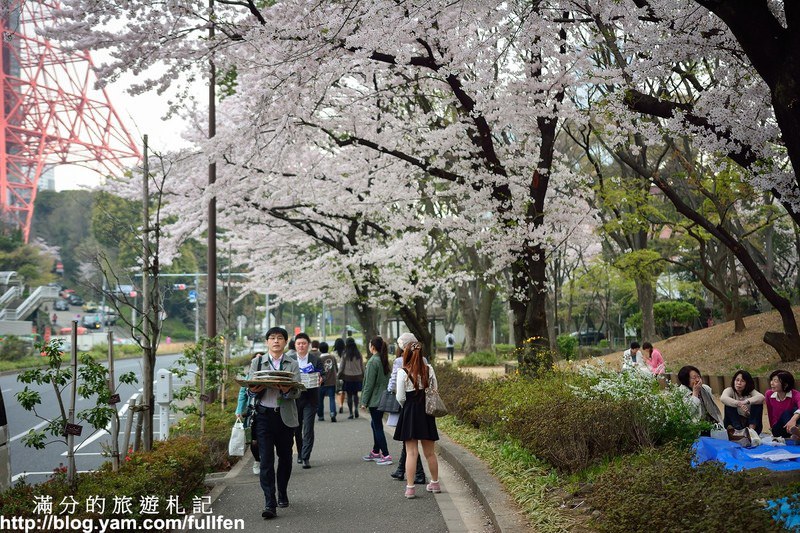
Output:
[392, 389, 439, 442]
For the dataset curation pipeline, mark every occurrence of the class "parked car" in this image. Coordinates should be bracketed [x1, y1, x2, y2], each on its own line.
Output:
[82, 301, 99, 313]
[67, 294, 84, 306]
[54, 299, 70, 311]
[570, 330, 606, 346]
[81, 315, 102, 330]
[59, 288, 74, 299]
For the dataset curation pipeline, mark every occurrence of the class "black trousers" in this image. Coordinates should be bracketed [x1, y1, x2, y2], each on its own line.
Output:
[254, 408, 294, 509]
[294, 395, 317, 461]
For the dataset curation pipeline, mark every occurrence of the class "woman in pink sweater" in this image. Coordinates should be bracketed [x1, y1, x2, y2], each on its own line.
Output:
[641, 342, 665, 375]
[765, 369, 800, 439]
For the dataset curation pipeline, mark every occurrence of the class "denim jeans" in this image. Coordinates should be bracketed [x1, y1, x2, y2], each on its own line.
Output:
[294, 396, 317, 461]
[317, 385, 337, 418]
[770, 406, 794, 438]
[253, 408, 293, 509]
[369, 407, 389, 456]
[723, 403, 763, 434]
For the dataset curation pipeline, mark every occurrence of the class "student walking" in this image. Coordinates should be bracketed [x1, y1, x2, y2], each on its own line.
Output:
[338, 337, 364, 419]
[246, 327, 301, 520]
[332, 338, 346, 414]
[291, 332, 322, 469]
[317, 342, 338, 422]
[444, 330, 455, 361]
[393, 341, 440, 499]
[360, 336, 392, 465]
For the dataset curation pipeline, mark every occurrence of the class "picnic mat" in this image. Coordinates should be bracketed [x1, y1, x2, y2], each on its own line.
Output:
[693, 437, 800, 472]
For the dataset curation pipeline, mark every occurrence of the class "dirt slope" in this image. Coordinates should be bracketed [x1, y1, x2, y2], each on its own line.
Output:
[594, 306, 800, 376]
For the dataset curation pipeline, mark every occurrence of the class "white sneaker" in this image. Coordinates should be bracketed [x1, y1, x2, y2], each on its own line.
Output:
[252, 461, 260, 475]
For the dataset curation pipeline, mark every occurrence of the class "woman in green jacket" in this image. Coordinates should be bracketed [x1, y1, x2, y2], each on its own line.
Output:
[360, 336, 392, 465]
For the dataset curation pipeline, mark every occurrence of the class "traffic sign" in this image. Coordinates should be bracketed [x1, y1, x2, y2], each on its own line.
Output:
[188, 290, 197, 303]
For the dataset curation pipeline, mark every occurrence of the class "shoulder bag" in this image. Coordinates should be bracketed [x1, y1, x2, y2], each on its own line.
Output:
[377, 389, 401, 413]
[424, 367, 447, 417]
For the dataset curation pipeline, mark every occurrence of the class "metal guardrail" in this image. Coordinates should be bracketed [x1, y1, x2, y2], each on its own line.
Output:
[0, 285, 59, 321]
[0, 287, 20, 309]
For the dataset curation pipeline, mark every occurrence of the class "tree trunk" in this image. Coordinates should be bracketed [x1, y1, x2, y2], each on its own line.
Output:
[351, 299, 380, 341]
[511, 244, 549, 361]
[545, 293, 557, 352]
[457, 284, 478, 354]
[726, 252, 746, 333]
[636, 279, 656, 342]
[764, 300, 800, 361]
[474, 288, 495, 351]
[397, 296, 433, 360]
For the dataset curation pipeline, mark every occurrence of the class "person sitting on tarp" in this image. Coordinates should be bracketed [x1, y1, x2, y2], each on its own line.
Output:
[721, 370, 765, 434]
[678, 365, 722, 426]
[765, 370, 800, 439]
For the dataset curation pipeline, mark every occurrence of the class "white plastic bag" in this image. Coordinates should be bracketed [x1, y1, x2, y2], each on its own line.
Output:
[228, 420, 246, 456]
[710, 424, 728, 441]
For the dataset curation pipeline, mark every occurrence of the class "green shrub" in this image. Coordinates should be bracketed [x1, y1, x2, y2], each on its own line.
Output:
[87, 343, 141, 359]
[588, 445, 778, 532]
[437, 362, 705, 473]
[171, 383, 242, 472]
[598, 339, 610, 349]
[435, 363, 491, 428]
[577, 345, 604, 359]
[161, 317, 195, 341]
[457, 350, 502, 367]
[0, 336, 31, 361]
[0, 436, 209, 520]
[494, 344, 516, 358]
[556, 334, 577, 359]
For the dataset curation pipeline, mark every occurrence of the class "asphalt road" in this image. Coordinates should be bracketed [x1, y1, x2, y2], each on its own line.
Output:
[3, 353, 192, 483]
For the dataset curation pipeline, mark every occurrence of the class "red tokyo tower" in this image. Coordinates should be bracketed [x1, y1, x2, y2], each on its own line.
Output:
[1, 0, 141, 242]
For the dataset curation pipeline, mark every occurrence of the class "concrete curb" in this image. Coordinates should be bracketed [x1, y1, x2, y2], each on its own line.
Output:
[436, 432, 530, 532]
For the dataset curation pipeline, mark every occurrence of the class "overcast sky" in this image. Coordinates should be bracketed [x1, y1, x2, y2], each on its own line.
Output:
[54, 63, 205, 191]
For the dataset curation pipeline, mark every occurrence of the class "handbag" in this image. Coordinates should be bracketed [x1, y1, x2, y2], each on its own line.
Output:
[228, 420, 246, 456]
[424, 387, 448, 418]
[377, 390, 401, 414]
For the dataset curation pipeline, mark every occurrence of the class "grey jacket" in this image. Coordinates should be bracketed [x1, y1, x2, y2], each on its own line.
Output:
[248, 354, 301, 427]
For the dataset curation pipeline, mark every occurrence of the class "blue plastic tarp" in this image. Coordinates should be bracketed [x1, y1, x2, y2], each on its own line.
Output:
[693, 437, 800, 471]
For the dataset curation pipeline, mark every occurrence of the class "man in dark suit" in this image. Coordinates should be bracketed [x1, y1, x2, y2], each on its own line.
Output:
[290, 332, 323, 469]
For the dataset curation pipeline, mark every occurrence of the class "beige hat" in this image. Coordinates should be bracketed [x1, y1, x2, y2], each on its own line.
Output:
[396, 332, 417, 349]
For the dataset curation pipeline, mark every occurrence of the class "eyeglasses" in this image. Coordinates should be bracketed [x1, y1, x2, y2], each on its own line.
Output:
[267, 336, 285, 341]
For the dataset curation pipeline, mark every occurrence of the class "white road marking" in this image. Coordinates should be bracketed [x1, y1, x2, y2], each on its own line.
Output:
[10, 420, 49, 442]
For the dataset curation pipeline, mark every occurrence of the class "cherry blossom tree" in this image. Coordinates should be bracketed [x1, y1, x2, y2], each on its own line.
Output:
[53, 1, 594, 362]
[573, 0, 800, 359]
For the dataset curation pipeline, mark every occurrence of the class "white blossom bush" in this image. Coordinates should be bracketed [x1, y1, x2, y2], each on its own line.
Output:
[572, 363, 708, 446]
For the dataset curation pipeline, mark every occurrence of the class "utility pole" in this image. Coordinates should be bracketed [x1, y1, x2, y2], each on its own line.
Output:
[141, 135, 154, 451]
[206, 0, 217, 339]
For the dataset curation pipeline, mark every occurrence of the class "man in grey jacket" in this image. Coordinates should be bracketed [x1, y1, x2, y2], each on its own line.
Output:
[248, 327, 301, 520]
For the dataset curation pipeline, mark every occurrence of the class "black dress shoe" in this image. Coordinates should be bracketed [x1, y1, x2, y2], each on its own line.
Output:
[389, 470, 403, 479]
[277, 492, 289, 508]
[302, 459, 311, 469]
[297, 458, 303, 464]
[347, 415, 354, 419]
[331, 415, 337, 422]
[414, 475, 426, 485]
[262, 507, 276, 519]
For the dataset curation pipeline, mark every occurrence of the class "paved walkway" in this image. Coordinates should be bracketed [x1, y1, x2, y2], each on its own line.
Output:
[189, 409, 528, 533]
